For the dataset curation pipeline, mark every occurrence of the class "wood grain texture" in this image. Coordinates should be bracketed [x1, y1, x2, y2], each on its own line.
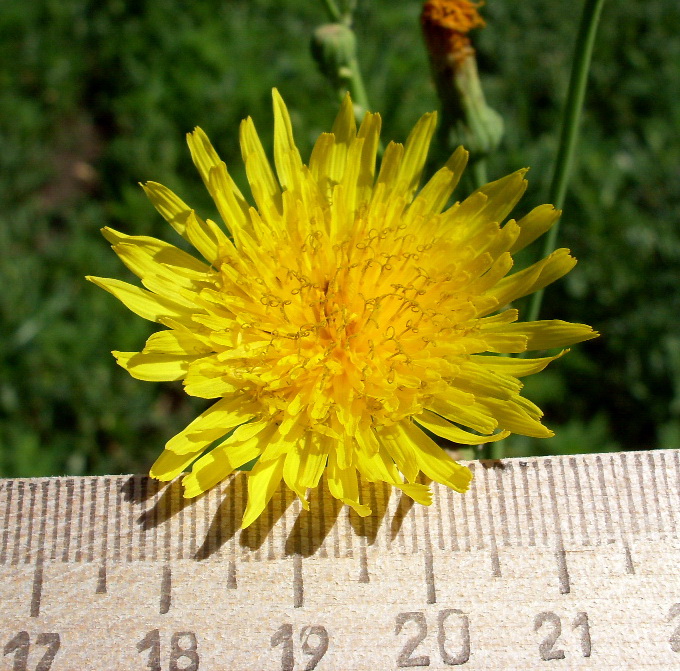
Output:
[0, 450, 679, 669]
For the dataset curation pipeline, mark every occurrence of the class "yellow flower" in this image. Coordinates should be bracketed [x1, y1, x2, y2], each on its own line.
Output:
[88, 91, 597, 528]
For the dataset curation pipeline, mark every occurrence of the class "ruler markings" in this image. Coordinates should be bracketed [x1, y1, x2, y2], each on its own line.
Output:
[266, 483, 276, 560]
[459, 474, 472, 551]
[568, 457, 589, 546]
[634, 453, 651, 535]
[433, 476, 445, 551]
[101, 477, 111, 565]
[619, 451, 639, 536]
[0, 480, 13, 563]
[518, 462, 536, 547]
[162, 480, 171, 562]
[595, 456, 615, 543]
[423, 547, 436, 605]
[62, 479, 75, 563]
[446, 487, 459, 553]
[659, 450, 678, 535]
[1, 451, 679, 569]
[607, 455, 635, 573]
[558, 458, 575, 544]
[24, 482, 37, 564]
[493, 465, 511, 548]
[87, 479, 97, 562]
[533, 461, 550, 547]
[48, 480, 59, 561]
[29, 560, 43, 617]
[469, 463, 486, 551]
[126, 478, 135, 562]
[316, 479, 328, 559]
[647, 451, 665, 536]
[138, 477, 147, 561]
[2, 451, 680, 670]
[75, 478, 85, 562]
[177, 476, 185, 561]
[160, 563, 171, 614]
[507, 462, 523, 547]
[11, 482, 25, 565]
[37, 483, 48, 563]
[544, 460, 570, 594]
[113, 475, 122, 561]
[293, 553, 304, 608]
[674, 451, 680, 517]
[421, 501, 436, 598]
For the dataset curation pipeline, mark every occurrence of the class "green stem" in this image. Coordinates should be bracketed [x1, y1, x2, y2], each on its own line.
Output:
[320, 0, 342, 22]
[526, 0, 606, 323]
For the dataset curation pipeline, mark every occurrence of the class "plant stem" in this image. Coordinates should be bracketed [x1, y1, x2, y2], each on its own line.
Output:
[526, 0, 606, 323]
[320, 0, 343, 22]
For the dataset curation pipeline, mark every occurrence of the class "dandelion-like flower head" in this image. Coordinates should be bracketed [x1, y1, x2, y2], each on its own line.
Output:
[88, 91, 597, 527]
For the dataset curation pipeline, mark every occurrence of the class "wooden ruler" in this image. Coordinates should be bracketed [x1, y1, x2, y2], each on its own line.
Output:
[1, 449, 680, 670]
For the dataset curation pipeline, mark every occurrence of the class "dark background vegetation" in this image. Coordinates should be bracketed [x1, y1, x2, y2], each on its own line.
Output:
[1, 0, 679, 477]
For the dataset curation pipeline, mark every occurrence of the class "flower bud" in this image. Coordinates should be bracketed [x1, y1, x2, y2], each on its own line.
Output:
[421, 0, 503, 158]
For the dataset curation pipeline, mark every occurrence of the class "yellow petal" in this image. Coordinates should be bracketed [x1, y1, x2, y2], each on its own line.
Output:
[376, 423, 419, 483]
[85, 276, 193, 323]
[102, 227, 210, 276]
[510, 204, 561, 253]
[397, 111, 437, 200]
[182, 423, 275, 500]
[150, 449, 197, 481]
[400, 421, 473, 494]
[241, 453, 286, 528]
[272, 88, 304, 193]
[494, 320, 599, 350]
[166, 397, 259, 455]
[417, 146, 468, 214]
[185, 213, 230, 266]
[240, 116, 283, 221]
[414, 410, 510, 445]
[477, 396, 553, 438]
[485, 248, 577, 309]
[326, 454, 371, 518]
[141, 182, 194, 240]
[113, 351, 200, 381]
[142, 329, 211, 356]
[470, 350, 567, 377]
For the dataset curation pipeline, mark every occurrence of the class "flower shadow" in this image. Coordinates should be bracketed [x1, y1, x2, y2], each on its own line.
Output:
[131, 473, 413, 562]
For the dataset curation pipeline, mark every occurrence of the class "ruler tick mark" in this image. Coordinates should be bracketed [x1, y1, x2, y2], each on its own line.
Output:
[293, 554, 304, 608]
[658, 451, 677, 535]
[424, 549, 436, 604]
[490, 550, 501, 578]
[596, 456, 615, 543]
[30, 560, 44, 617]
[1, 480, 14, 564]
[88, 479, 98, 562]
[358, 540, 369, 583]
[635, 453, 651, 535]
[569, 457, 589, 545]
[555, 549, 570, 594]
[11, 482, 25, 565]
[96, 564, 107, 593]
[647, 452, 664, 534]
[227, 560, 237, 589]
[160, 564, 172, 614]
[545, 460, 570, 594]
[624, 544, 635, 574]
[24, 483, 37, 563]
[519, 463, 535, 547]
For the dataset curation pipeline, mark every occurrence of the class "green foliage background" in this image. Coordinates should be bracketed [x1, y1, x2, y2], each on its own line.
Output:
[1, 0, 679, 477]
